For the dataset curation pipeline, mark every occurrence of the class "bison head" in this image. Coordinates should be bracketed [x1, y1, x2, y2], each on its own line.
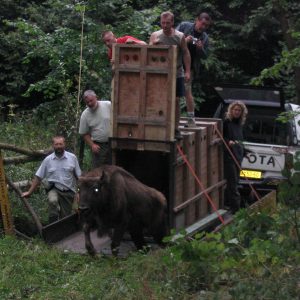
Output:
[78, 170, 111, 213]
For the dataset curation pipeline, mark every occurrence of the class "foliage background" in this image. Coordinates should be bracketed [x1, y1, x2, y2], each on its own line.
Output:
[1, 0, 300, 142]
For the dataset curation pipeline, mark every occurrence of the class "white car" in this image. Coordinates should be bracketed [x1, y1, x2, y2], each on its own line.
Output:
[213, 85, 300, 192]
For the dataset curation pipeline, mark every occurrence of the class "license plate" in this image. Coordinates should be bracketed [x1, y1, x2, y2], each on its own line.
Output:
[240, 169, 262, 179]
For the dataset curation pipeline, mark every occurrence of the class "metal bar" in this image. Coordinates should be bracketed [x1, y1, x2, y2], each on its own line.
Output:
[173, 180, 226, 213]
[168, 142, 176, 229]
[110, 137, 174, 145]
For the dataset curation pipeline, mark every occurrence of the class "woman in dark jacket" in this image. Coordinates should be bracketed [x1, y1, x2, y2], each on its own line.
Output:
[223, 100, 248, 213]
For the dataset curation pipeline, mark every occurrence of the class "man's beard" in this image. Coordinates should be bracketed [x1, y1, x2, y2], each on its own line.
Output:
[54, 149, 64, 156]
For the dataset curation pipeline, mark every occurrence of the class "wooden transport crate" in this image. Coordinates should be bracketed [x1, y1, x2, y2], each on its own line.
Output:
[110, 45, 225, 230]
[111, 121, 225, 231]
[111, 45, 177, 147]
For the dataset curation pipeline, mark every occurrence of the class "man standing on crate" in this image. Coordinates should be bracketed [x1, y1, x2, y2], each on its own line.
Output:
[22, 136, 82, 223]
[79, 90, 111, 168]
[176, 12, 211, 127]
[102, 30, 147, 62]
[149, 11, 191, 139]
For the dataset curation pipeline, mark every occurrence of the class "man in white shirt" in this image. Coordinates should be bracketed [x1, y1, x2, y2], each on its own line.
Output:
[22, 136, 82, 223]
[79, 90, 111, 168]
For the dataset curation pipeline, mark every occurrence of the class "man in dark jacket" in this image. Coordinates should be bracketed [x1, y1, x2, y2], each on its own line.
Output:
[176, 12, 211, 126]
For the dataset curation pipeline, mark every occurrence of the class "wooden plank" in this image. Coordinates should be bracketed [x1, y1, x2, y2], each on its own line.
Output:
[181, 132, 196, 226]
[249, 190, 276, 214]
[0, 151, 14, 235]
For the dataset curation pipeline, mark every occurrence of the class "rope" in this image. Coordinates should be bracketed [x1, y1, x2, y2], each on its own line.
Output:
[176, 144, 225, 225]
[73, 4, 86, 153]
[213, 124, 261, 202]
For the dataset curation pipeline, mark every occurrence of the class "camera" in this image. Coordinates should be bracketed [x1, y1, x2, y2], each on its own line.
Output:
[192, 37, 199, 45]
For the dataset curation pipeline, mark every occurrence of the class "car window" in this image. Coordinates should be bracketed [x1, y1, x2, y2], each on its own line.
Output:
[244, 117, 288, 145]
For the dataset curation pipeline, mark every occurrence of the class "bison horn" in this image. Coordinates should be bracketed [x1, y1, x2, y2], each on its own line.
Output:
[78, 176, 101, 182]
[79, 205, 90, 211]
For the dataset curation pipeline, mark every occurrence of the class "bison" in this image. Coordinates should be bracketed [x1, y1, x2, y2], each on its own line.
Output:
[78, 165, 168, 256]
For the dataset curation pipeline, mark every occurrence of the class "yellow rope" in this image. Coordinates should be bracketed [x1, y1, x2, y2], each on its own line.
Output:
[74, 4, 86, 152]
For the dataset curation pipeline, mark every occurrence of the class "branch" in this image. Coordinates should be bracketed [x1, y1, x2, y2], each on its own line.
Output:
[5, 175, 43, 236]
[3, 155, 47, 165]
[0, 143, 52, 157]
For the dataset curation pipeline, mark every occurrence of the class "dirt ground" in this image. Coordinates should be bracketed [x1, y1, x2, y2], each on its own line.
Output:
[54, 230, 138, 257]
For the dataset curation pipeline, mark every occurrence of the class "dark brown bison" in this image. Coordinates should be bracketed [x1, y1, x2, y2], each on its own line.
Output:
[78, 165, 168, 256]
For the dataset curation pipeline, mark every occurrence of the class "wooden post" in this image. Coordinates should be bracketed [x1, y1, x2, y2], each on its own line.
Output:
[5, 176, 43, 236]
[0, 151, 14, 235]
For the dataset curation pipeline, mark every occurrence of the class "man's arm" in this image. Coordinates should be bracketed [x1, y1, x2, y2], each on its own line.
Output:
[180, 35, 191, 82]
[82, 134, 100, 153]
[22, 176, 42, 198]
[176, 22, 194, 44]
[149, 32, 159, 45]
[74, 157, 82, 179]
[125, 38, 147, 45]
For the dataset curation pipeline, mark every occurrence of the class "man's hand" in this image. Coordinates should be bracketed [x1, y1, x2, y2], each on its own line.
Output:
[153, 38, 161, 45]
[184, 71, 191, 83]
[22, 191, 31, 198]
[125, 39, 134, 44]
[228, 140, 238, 146]
[185, 35, 193, 43]
[91, 143, 100, 153]
[195, 40, 204, 50]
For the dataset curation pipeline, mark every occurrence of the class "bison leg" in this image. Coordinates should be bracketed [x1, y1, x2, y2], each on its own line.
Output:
[152, 217, 168, 247]
[129, 222, 146, 250]
[110, 225, 126, 256]
[153, 230, 165, 247]
[83, 222, 96, 256]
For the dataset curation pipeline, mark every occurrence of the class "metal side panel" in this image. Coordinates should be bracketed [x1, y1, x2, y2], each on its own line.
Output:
[42, 213, 80, 244]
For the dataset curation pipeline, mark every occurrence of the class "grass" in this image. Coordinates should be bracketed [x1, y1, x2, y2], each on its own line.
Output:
[0, 236, 190, 300]
[1, 210, 299, 300]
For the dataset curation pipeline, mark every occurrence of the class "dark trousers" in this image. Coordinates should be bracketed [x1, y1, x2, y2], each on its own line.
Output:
[224, 160, 241, 212]
[47, 188, 75, 222]
[92, 142, 110, 168]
